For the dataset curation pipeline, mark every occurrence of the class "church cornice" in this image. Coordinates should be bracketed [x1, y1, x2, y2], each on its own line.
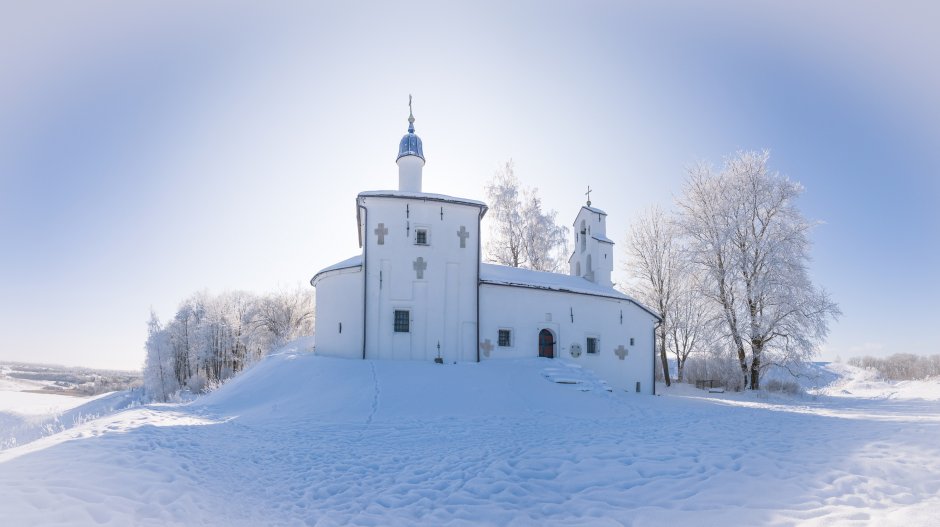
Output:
[357, 191, 488, 216]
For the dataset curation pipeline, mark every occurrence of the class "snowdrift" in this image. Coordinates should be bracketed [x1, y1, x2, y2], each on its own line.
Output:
[1, 350, 939, 526]
[192, 352, 630, 426]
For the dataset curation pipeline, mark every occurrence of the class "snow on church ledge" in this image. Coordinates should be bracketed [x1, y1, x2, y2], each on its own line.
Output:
[311, 255, 363, 286]
[480, 263, 658, 319]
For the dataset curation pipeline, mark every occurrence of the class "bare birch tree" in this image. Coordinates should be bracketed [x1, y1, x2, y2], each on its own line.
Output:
[485, 160, 568, 272]
[143, 310, 174, 402]
[676, 150, 840, 390]
[667, 274, 720, 383]
[624, 206, 682, 386]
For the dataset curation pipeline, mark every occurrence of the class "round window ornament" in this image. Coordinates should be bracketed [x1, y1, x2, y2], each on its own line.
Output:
[569, 343, 582, 358]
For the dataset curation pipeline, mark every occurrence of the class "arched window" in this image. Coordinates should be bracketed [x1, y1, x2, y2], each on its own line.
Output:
[580, 220, 587, 252]
[576, 262, 581, 276]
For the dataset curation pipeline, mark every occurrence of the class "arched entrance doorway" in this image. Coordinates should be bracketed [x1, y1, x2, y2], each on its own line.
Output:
[538, 329, 555, 358]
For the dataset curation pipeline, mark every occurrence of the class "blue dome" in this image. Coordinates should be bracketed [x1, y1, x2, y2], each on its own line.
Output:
[397, 125, 424, 162]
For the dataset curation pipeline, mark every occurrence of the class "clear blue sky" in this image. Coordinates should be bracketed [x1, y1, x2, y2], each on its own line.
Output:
[1, 1, 937, 370]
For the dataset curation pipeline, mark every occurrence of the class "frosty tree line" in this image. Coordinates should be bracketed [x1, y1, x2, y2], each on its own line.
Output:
[143, 149, 840, 398]
[144, 287, 314, 401]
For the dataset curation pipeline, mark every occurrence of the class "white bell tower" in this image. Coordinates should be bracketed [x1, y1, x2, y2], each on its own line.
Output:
[569, 187, 613, 287]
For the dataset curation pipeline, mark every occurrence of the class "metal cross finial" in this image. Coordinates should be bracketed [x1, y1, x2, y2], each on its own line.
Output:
[585, 186, 592, 207]
[408, 94, 415, 132]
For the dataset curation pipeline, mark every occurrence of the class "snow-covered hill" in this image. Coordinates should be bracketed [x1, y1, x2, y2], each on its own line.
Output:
[1, 352, 938, 526]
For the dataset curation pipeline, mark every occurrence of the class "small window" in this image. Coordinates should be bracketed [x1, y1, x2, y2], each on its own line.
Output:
[629, 337, 635, 346]
[498, 329, 512, 347]
[586, 337, 599, 354]
[394, 310, 410, 332]
[415, 229, 428, 245]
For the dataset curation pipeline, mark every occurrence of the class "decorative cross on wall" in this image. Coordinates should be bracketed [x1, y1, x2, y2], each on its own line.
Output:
[457, 226, 469, 248]
[614, 345, 628, 360]
[374, 223, 388, 245]
[413, 257, 427, 279]
[480, 339, 494, 358]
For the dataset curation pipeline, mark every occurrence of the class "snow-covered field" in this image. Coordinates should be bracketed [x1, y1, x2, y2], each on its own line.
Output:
[1, 354, 938, 526]
[0, 371, 142, 451]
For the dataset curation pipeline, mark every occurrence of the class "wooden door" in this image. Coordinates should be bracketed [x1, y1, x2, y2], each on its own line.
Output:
[538, 329, 554, 358]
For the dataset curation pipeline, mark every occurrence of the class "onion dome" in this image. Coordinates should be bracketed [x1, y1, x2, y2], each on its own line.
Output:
[397, 97, 425, 161]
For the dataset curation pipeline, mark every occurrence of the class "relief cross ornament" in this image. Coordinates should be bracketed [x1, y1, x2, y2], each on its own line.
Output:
[480, 339, 494, 358]
[413, 257, 427, 279]
[614, 345, 628, 360]
[374, 223, 388, 245]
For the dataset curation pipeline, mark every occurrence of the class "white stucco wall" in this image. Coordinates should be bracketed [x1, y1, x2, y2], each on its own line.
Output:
[479, 283, 657, 394]
[360, 193, 483, 363]
[313, 266, 364, 359]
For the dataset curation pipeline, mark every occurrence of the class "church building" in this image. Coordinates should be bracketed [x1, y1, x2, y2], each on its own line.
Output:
[311, 104, 659, 394]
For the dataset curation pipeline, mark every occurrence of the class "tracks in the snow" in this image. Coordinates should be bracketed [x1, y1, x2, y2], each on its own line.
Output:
[366, 361, 379, 426]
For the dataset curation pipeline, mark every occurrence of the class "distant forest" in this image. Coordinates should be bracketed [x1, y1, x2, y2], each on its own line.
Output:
[0, 362, 141, 396]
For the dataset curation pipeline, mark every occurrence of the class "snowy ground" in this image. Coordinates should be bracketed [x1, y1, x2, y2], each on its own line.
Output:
[1, 355, 938, 526]
[0, 373, 142, 450]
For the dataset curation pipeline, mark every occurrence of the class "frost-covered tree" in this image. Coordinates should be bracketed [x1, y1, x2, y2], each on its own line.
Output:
[667, 274, 720, 383]
[676, 150, 840, 390]
[143, 310, 176, 402]
[252, 285, 316, 347]
[484, 160, 569, 272]
[624, 206, 684, 386]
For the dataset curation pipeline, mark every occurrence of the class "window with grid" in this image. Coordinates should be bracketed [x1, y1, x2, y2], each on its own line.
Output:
[394, 310, 410, 332]
[498, 329, 512, 347]
[416, 229, 428, 245]
[586, 337, 599, 354]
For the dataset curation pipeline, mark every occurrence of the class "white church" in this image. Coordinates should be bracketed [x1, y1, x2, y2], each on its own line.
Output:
[311, 104, 659, 394]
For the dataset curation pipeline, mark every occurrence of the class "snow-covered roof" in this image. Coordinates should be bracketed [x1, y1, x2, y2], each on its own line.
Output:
[592, 234, 614, 244]
[358, 190, 488, 212]
[581, 205, 607, 216]
[479, 263, 659, 320]
[310, 254, 362, 286]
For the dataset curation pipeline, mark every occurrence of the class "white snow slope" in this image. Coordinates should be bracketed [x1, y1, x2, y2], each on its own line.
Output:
[1, 353, 938, 526]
